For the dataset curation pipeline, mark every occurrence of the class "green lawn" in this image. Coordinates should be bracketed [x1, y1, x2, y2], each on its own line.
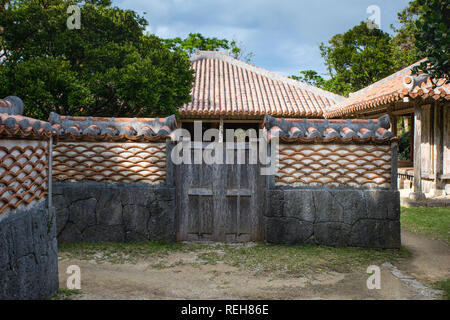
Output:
[401, 207, 450, 244]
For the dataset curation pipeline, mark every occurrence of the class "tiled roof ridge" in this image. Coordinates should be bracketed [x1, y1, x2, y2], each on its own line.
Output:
[190, 50, 346, 103]
[264, 114, 395, 143]
[49, 112, 177, 141]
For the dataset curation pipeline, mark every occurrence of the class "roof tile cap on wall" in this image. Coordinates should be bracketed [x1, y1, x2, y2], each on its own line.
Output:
[0, 96, 24, 115]
[49, 112, 177, 142]
[264, 114, 395, 143]
[0, 96, 55, 139]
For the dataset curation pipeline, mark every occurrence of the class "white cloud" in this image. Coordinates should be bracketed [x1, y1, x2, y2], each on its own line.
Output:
[113, 0, 411, 76]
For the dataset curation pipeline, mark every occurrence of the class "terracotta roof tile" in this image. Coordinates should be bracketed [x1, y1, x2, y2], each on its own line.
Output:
[325, 60, 450, 118]
[264, 114, 395, 144]
[0, 96, 55, 139]
[49, 112, 176, 142]
[181, 51, 345, 118]
[0, 96, 24, 115]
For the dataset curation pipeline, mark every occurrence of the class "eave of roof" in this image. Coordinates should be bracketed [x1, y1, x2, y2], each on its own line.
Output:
[325, 61, 450, 118]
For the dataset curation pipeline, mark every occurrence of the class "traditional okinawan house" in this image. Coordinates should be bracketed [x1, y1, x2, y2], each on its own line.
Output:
[0, 96, 58, 299]
[325, 61, 450, 200]
[178, 50, 345, 138]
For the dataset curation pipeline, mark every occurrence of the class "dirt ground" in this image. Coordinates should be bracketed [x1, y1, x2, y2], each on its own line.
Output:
[57, 231, 449, 300]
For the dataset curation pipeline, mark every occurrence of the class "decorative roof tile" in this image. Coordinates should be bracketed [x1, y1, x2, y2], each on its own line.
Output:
[49, 112, 177, 142]
[0, 96, 55, 139]
[181, 51, 345, 118]
[0, 96, 24, 115]
[325, 60, 450, 118]
[264, 114, 395, 144]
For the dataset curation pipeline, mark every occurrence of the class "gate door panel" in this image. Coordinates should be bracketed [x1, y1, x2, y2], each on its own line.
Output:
[176, 143, 263, 242]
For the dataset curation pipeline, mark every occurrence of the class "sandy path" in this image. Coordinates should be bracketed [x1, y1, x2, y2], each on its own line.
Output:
[398, 231, 450, 282]
[58, 257, 434, 300]
[57, 231, 449, 300]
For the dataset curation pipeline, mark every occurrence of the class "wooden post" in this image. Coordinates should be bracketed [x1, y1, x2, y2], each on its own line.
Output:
[410, 103, 426, 200]
[392, 115, 398, 136]
[433, 101, 443, 195]
[410, 114, 414, 163]
[219, 117, 224, 143]
[388, 106, 397, 136]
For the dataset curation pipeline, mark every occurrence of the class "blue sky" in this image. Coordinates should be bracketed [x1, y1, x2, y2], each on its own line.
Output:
[113, 0, 411, 77]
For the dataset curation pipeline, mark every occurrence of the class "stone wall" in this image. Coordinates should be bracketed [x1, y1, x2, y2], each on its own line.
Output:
[0, 200, 58, 299]
[264, 188, 400, 248]
[53, 181, 176, 243]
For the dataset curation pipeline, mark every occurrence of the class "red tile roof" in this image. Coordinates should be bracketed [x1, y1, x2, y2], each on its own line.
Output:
[180, 51, 345, 118]
[325, 61, 450, 118]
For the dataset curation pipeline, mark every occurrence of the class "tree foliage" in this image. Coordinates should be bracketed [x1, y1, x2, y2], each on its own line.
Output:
[163, 33, 254, 63]
[291, 22, 397, 96]
[289, 70, 325, 87]
[320, 22, 398, 95]
[291, 1, 449, 95]
[410, 0, 449, 84]
[391, 0, 422, 69]
[0, 0, 194, 120]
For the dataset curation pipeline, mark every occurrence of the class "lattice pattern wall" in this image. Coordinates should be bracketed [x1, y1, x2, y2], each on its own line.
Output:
[276, 144, 392, 188]
[0, 140, 49, 214]
[53, 142, 167, 184]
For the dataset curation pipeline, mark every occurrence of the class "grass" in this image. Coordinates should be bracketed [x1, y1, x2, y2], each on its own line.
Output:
[58, 241, 207, 264]
[59, 241, 411, 276]
[432, 279, 450, 300]
[219, 244, 411, 275]
[401, 207, 450, 244]
[49, 288, 82, 300]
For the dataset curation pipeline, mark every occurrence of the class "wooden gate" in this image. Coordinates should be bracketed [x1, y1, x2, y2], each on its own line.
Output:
[175, 143, 264, 242]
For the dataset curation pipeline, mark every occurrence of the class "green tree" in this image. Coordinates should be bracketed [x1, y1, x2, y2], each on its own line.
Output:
[0, 0, 194, 120]
[319, 22, 397, 96]
[391, 0, 423, 69]
[289, 70, 325, 87]
[411, 0, 449, 84]
[163, 33, 254, 63]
